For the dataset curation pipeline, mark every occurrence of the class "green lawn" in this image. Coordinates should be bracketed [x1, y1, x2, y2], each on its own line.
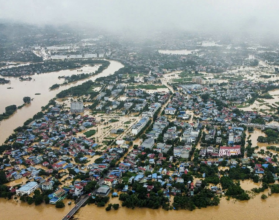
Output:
[109, 119, 119, 123]
[128, 73, 145, 77]
[83, 129, 96, 137]
[173, 78, 192, 83]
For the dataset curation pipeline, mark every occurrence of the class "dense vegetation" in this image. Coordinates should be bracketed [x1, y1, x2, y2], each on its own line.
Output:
[0, 105, 17, 121]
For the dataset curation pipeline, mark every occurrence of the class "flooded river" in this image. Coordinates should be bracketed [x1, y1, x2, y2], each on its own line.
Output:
[0, 60, 123, 144]
[74, 192, 279, 220]
[0, 198, 73, 220]
[1, 191, 279, 220]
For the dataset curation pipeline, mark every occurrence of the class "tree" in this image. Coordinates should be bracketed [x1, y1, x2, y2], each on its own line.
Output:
[261, 194, 268, 200]
[112, 204, 119, 210]
[0, 171, 8, 184]
[55, 201, 65, 208]
[5, 105, 17, 115]
[27, 197, 34, 205]
[34, 195, 43, 205]
[23, 97, 31, 104]
[85, 181, 97, 193]
[44, 195, 50, 204]
[106, 204, 112, 211]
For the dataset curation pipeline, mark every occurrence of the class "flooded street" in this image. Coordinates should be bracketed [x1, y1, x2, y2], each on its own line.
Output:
[0, 60, 124, 144]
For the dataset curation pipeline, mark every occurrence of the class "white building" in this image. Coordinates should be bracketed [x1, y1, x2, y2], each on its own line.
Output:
[141, 138, 155, 149]
[131, 117, 150, 135]
[71, 101, 84, 113]
[164, 107, 176, 115]
[16, 182, 39, 196]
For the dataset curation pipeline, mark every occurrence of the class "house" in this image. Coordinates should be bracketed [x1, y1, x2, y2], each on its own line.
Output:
[219, 145, 241, 157]
[95, 185, 110, 197]
[255, 164, 265, 174]
[174, 145, 192, 159]
[74, 184, 84, 196]
[49, 188, 67, 204]
[164, 107, 176, 115]
[52, 161, 66, 170]
[41, 181, 54, 190]
[42, 161, 49, 167]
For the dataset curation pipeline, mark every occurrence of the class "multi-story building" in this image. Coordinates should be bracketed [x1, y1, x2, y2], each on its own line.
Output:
[131, 117, 150, 135]
[71, 101, 84, 113]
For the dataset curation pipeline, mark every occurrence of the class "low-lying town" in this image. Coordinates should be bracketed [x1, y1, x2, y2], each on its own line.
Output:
[1, 70, 279, 212]
[1, 24, 279, 214]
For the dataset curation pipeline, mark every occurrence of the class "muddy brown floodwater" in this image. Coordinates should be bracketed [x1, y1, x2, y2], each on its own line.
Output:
[0, 60, 123, 144]
[0, 198, 73, 220]
[75, 192, 279, 220]
[1, 190, 279, 220]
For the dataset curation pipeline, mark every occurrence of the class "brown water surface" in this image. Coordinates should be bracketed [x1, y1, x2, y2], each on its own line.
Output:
[0, 60, 123, 144]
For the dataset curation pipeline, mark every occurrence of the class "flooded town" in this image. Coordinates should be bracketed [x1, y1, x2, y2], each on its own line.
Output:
[1, 1, 279, 220]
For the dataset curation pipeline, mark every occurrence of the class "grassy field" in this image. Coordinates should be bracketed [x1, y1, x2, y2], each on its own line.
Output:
[109, 119, 119, 123]
[179, 71, 204, 78]
[127, 84, 167, 90]
[83, 129, 96, 137]
[172, 78, 192, 83]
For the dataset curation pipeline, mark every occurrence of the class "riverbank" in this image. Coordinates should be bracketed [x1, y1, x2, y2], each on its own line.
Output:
[0, 60, 124, 144]
[1, 190, 279, 220]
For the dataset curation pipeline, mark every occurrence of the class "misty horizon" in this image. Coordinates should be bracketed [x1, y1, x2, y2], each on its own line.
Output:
[1, 0, 279, 38]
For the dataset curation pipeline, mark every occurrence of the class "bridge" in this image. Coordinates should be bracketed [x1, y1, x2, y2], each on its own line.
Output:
[62, 194, 90, 220]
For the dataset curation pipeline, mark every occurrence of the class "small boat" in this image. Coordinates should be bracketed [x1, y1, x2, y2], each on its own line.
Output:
[68, 201, 72, 205]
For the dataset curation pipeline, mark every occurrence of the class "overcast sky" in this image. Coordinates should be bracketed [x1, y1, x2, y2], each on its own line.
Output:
[1, 0, 279, 36]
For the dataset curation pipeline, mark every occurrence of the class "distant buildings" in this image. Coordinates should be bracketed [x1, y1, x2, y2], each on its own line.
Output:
[71, 101, 84, 113]
[192, 76, 204, 84]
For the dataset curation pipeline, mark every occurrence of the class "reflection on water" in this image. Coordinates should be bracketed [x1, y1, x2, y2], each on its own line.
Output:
[0, 60, 124, 144]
